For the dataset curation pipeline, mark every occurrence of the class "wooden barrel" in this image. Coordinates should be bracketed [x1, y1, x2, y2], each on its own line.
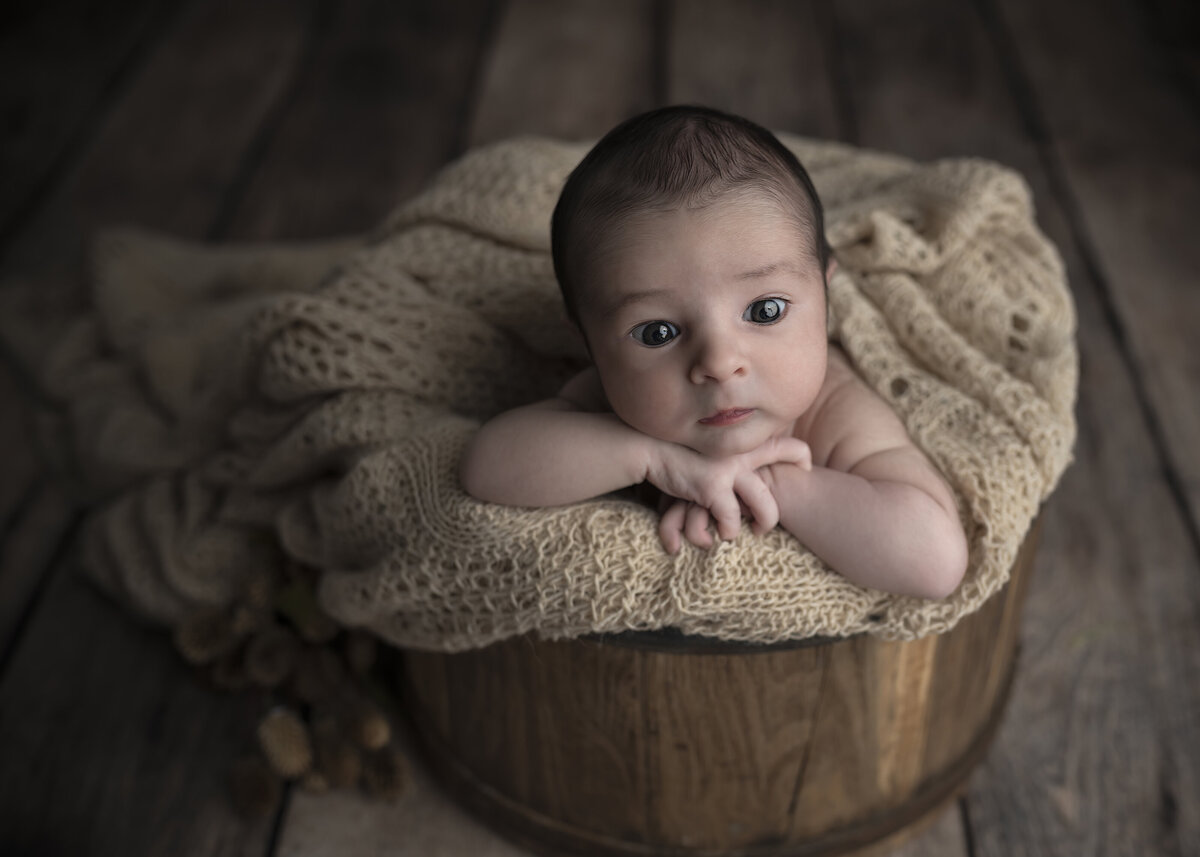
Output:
[399, 518, 1040, 857]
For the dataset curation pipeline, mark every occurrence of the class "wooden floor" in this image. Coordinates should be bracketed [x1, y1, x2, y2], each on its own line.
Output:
[1, 1, 1197, 855]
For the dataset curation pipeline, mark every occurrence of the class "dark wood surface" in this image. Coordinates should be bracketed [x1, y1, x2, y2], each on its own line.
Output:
[0, 1, 1196, 855]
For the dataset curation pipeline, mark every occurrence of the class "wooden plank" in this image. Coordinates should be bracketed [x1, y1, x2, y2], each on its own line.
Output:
[0, 362, 41, 539]
[991, 0, 1200, 539]
[0, 0, 318, 335]
[0, 0, 176, 242]
[224, 0, 499, 241]
[0, 481, 77, 664]
[975, 0, 1200, 852]
[966, 259, 1200, 856]
[0, 566, 277, 857]
[279, 714, 532, 857]
[666, 0, 844, 138]
[831, 0, 1041, 166]
[466, 0, 658, 147]
[1130, 0, 1200, 120]
[0, 1, 320, 853]
[828, 0, 1200, 853]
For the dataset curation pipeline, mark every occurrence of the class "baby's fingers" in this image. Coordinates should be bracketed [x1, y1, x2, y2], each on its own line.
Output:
[658, 499, 688, 555]
[709, 494, 745, 542]
[684, 503, 715, 549]
[734, 472, 780, 536]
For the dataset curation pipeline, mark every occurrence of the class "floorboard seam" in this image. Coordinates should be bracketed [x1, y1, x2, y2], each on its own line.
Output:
[0, 0, 191, 263]
[0, 478, 40, 549]
[204, 0, 330, 242]
[450, 0, 508, 160]
[958, 795, 978, 857]
[652, 0, 671, 108]
[817, 0, 860, 145]
[263, 782, 294, 857]
[973, 0, 1200, 568]
[0, 510, 83, 688]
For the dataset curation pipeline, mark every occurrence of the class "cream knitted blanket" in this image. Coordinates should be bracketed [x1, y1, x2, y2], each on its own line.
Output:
[13, 135, 1076, 650]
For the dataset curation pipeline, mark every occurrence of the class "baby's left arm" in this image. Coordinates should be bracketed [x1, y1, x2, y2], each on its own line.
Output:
[762, 355, 968, 599]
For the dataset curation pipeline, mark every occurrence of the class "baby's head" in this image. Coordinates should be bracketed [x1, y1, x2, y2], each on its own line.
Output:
[551, 106, 836, 457]
[551, 105, 832, 327]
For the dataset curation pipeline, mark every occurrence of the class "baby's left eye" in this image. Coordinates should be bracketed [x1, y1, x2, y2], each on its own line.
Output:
[744, 298, 787, 324]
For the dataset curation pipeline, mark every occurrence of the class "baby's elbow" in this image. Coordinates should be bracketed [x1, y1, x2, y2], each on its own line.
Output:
[915, 523, 969, 600]
[458, 433, 495, 502]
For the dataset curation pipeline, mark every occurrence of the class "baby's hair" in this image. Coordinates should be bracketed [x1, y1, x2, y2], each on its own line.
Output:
[551, 104, 832, 325]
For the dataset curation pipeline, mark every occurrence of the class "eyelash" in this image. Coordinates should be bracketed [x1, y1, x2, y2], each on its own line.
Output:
[628, 298, 789, 347]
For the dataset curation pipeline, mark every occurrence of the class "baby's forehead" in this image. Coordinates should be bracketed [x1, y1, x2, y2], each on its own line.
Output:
[601, 188, 816, 240]
[590, 195, 822, 271]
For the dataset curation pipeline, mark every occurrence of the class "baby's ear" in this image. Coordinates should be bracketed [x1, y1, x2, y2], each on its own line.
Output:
[826, 257, 839, 280]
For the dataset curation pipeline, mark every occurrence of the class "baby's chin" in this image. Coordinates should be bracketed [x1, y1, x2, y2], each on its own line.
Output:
[674, 430, 779, 459]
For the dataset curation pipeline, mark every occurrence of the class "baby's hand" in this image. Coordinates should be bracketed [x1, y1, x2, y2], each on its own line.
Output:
[646, 436, 811, 552]
[658, 496, 719, 554]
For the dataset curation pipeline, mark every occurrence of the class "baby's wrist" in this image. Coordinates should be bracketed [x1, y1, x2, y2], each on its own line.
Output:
[638, 432, 677, 486]
[759, 458, 809, 497]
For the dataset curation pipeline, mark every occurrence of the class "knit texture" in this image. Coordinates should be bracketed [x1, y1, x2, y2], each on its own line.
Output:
[15, 135, 1076, 650]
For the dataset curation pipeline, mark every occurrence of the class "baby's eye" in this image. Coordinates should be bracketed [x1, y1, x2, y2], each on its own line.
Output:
[744, 298, 787, 324]
[630, 321, 679, 347]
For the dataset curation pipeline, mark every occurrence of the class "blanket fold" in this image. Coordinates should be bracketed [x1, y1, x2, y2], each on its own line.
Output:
[3, 135, 1077, 649]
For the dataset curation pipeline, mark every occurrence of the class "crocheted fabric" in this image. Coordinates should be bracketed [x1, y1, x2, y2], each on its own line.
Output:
[16, 135, 1076, 650]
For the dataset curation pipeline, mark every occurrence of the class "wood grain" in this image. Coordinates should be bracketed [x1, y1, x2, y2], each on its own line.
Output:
[992, 0, 1200, 538]
[0, 566, 276, 857]
[664, 6, 968, 854]
[823, 0, 1200, 853]
[0, 1, 1194, 855]
[224, 0, 498, 242]
[666, 0, 844, 139]
[0, 0, 321, 363]
[0, 0, 177, 242]
[401, 524, 1035, 856]
[275, 2, 661, 851]
[0, 364, 40, 546]
[0, 481, 76, 664]
[0, 1, 319, 852]
[466, 0, 658, 147]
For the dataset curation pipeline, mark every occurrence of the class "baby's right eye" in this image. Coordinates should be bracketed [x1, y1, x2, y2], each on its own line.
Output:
[630, 321, 679, 347]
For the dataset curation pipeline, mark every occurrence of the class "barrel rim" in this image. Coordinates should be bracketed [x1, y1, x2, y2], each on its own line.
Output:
[583, 627, 859, 654]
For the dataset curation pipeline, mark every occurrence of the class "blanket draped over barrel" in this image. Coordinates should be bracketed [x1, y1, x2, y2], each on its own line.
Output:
[14, 135, 1077, 650]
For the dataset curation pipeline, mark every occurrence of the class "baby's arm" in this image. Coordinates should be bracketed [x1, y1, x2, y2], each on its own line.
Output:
[761, 356, 968, 599]
[459, 368, 811, 538]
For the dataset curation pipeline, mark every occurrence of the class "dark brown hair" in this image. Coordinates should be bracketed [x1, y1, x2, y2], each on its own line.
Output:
[551, 105, 831, 324]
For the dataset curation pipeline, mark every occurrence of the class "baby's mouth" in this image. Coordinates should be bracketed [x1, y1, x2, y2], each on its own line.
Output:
[699, 408, 755, 427]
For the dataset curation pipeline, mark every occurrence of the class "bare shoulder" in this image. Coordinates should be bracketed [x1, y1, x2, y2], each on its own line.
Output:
[802, 346, 958, 514]
[799, 346, 919, 473]
[557, 366, 610, 412]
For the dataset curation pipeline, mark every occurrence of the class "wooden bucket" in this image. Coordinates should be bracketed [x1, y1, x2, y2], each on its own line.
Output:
[400, 518, 1040, 857]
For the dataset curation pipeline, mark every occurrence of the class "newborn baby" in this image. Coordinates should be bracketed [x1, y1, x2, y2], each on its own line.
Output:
[460, 105, 967, 599]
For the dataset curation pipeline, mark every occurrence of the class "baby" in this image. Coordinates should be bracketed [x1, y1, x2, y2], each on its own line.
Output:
[459, 106, 968, 599]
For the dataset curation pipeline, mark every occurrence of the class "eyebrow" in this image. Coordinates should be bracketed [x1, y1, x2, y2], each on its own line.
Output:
[735, 260, 803, 280]
[600, 289, 671, 320]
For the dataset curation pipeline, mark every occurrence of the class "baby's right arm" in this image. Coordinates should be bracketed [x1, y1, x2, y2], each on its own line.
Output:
[458, 369, 810, 540]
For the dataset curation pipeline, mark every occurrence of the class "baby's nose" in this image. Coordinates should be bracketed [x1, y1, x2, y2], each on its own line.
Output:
[689, 336, 747, 384]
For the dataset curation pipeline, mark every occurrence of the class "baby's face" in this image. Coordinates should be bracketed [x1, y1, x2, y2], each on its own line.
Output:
[577, 194, 830, 458]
